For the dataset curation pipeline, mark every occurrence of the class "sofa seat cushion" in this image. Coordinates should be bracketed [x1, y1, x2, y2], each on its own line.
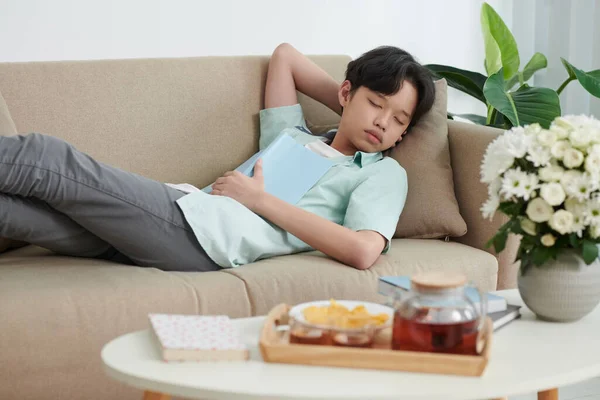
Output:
[0, 245, 251, 400]
[224, 238, 499, 315]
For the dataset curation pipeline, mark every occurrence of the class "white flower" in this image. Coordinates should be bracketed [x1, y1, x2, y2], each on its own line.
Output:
[590, 144, 600, 155]
[537, 129, 558, 147]
[541, 233, 556, 247]
[480, 137, 515, 183]
[591, 128, 600, 144]
[569, 127, 593, 148]
[584, 196, 600, 226]
[540, 183, 566, 206]
[503, 128, 532, 158]
[571, 213, 586, 238]
[500, 168, 538, 200]
[564, 198, 588, 236]
[524, 123, 542, 135]
[548, 210, 574, 235]
[585, 152, 600, 175]
[554, 116, 576, 132]
[520, 217, 537, 236]
[550, 140, 571, 159]
[550, 125, 570, 140]
[488, 177, 502, 196]
[565, 197, 587, 216]
[565, 173, 597, 201]
[563, 148, 585, 168]
[539, 163, 565, 182]
[560, 170, 583, 191]
[590, 223, 600, 239]
[526, 144, 552, 167]
[526, 198, 554, 223]
[481, 195, 500, 221]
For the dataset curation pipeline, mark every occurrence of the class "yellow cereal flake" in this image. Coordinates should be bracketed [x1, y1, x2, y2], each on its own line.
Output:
[302, 299, 389, 329]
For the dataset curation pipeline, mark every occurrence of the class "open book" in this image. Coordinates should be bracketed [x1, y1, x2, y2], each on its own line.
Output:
[199, 133, 334, 205]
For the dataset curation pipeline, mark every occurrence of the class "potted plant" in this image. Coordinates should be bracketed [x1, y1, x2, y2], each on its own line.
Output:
[426, 2, 600, 129]
[481, 115, 600, 321]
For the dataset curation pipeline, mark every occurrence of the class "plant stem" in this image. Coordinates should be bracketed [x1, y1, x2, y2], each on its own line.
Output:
[486, 104, 493, 125]
[557, 77, 574, 95]
[489, 108, 498, 126]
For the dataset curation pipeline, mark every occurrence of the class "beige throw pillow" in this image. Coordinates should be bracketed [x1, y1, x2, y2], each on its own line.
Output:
[389, 79, 467, 238]
[0, 91, 28, 253]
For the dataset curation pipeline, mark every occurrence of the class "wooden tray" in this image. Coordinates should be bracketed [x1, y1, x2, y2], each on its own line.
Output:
[259, 303, 492, 376]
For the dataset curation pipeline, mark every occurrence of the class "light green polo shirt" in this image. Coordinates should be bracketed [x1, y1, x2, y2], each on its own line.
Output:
[176, 104, 408, 268]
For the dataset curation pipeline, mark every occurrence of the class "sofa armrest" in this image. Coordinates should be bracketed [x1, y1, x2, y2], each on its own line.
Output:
[448, 120, 520, 290]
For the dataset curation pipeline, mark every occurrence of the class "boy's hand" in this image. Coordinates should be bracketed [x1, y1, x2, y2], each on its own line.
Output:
[211, 159, 265, 210]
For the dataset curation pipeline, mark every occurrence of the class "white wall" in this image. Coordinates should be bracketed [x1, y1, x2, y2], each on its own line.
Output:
[1, 0, 513, 115]
[512, 0, 600, 118]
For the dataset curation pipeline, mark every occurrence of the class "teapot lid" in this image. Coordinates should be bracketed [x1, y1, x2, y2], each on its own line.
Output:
[411, 272, 467, 290]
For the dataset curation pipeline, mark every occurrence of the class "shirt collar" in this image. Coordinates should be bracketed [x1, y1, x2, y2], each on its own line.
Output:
[321, 130, 383, 167]
[351, 151, 383, 167]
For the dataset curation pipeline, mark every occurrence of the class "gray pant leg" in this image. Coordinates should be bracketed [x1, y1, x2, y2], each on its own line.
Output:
[0, 193, 134, 264]
[0, 133, 219, 272]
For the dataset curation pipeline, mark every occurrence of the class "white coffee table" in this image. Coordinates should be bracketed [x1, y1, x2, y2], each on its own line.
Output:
[102, 289, 600, 400]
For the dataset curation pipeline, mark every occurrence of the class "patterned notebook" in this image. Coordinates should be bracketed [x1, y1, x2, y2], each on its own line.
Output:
[148, 314, 248, 362]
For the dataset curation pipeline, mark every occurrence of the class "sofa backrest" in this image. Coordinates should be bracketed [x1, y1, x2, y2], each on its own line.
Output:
[0, 55, 346, 186]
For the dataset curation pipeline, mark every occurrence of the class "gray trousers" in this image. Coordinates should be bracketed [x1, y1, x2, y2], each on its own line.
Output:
[0, 133, 220, 272]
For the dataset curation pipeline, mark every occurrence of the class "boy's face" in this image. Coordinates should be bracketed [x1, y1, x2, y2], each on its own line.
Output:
[336, 81, 418, 154]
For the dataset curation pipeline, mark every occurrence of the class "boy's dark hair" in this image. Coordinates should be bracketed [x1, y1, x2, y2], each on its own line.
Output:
[345, 46, 436, 131]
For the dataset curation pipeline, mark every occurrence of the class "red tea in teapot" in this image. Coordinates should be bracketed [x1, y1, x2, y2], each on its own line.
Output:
[391, 308, 479, 355]
[389, 272, 486, 356]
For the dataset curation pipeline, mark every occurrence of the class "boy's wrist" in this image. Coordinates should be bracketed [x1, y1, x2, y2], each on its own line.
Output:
[251, 191, 271, 214]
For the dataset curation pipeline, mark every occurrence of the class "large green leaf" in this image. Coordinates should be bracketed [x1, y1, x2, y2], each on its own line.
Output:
[506, 52, 548, 89]
[425, 64, 487, 103]
[582, 240, 599, 264]
[561, 58, 600, 98]
[481, 2, 520, 79]
[484, 69, 561, 128]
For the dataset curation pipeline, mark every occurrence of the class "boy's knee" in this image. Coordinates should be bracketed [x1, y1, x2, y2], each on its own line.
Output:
[8, 133, 71, 163]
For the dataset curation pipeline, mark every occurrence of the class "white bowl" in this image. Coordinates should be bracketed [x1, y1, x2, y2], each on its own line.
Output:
[288, 300, 394, 331]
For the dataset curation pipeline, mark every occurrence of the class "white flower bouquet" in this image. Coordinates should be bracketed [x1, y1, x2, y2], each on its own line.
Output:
[481, 115, 600, 272]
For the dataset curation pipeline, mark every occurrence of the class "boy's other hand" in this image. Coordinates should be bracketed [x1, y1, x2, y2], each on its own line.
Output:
[211, 159, 265, 210]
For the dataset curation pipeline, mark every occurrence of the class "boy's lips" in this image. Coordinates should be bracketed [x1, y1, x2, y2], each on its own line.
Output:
[365, 130, 383, 143]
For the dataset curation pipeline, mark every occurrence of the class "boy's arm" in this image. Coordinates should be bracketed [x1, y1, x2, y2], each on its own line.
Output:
[212, 164, 384, 270]
[265, 43, 342, 114]
[253, 192, 385, 270]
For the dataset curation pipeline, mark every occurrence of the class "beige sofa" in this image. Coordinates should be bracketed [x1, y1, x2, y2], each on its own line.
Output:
[0, 55, 518, 400]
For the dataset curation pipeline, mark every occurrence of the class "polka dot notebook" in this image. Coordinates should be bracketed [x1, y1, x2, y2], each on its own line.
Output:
[148, 314, 249, 362]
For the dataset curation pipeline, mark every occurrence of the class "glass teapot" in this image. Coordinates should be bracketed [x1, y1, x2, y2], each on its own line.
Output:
[391, 272, 487, 355]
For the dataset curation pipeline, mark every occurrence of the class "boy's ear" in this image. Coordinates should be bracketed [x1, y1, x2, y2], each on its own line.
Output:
[338, 80, 352, 108]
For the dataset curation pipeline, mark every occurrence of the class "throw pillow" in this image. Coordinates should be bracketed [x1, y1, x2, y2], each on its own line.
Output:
[389, 79, 467, 238]
[305, 79, 467, 239]
[0, 90, 28, 253]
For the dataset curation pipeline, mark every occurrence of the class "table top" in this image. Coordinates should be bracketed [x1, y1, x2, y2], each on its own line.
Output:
[101, 289, 600, 400]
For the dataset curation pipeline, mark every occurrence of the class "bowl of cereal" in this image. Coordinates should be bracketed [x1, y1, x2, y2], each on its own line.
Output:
[287, 299, 393, 348]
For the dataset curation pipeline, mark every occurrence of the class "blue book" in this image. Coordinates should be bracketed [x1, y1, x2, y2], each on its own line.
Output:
[378, 276, 507, 314]
[202, 134, 334, 205]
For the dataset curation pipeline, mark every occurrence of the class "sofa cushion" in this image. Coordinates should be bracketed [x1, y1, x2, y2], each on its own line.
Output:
[0, 245, 251, 400]
[388, 79, 467, 239]
[223, 238, 498, 316]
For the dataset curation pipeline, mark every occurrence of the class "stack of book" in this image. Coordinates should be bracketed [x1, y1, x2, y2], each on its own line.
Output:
[378, 276, 521, 331]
